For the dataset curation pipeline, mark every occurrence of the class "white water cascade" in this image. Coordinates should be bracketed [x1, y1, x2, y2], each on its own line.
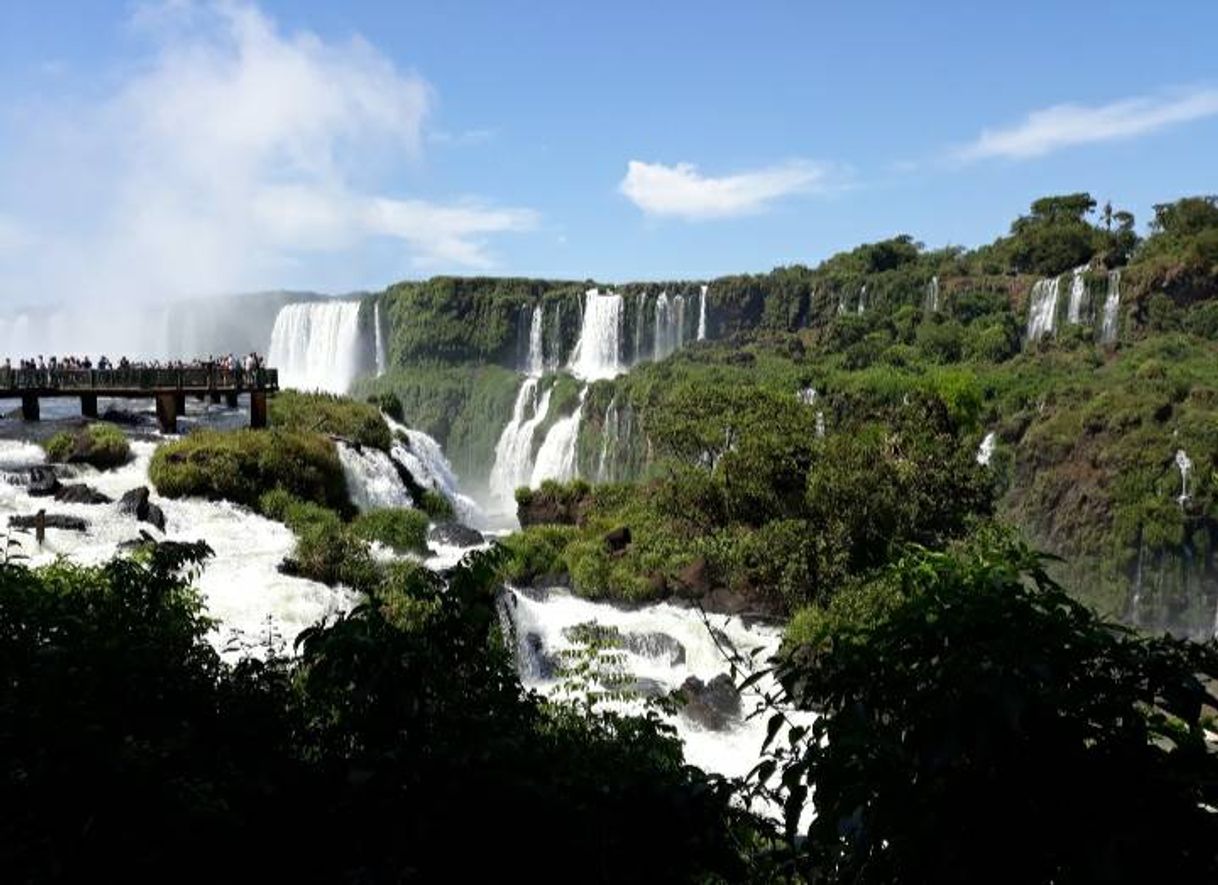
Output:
[926, 276, 940, 312]
[653, 292, 672, 361]
[1101, 269, 1121, 345]
[531, 388, 587, 486]
[385, 417, 486, 528]
[596, 397, 619, 482]
[569, 289, 624, 381]
[1066, 265, 1090, 325]
[337, 443, 413, 512]
[697, 285, 708, 341]
[268, 301, 364, 393]
[1176, 449, 1193, 505]
[977, 431, 997, 466]
[674, 295, 687, 351]
[489, 378, 554, 511]
[374, 302, 388, 377]
[526, 304, 545, 376]
[1026, 276, 1062, 342]
[799, 388, 826, 438]
[857, 285, 867, 315]
[634, 292, 647, 362]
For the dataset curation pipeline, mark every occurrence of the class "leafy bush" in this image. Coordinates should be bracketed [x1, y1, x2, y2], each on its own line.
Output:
[269, 390, 391, 451]
[151, 429, 348, 512]
[42, 423, 130, 469]
[351, 508, 430, 555]
[417, 489, 455, 521]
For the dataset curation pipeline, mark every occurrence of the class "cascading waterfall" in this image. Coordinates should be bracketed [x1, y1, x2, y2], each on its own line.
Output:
[267, 301, 364, 393]
[857, 285, 867, 315]
[489, 378, 553, 510]
[674, 295, 687, 351]
[1101, 269, 1121, 345]
[531, 388, 587, 486]
[547, 301, 564, 371]
[634, 292, 647, 363]
[837, 292, 848, 315]
[1026, 276, 1062, 342]
[374, 302, 388, 377]
[569, 289, 624, 381]
[653, 292, 671, 361]
[337, 442, 413, 512]
[697, 285, 708, 341]
[977, 431, 997, 466]
[1066, 265, 1090, 325]
[1176, 449, 1193, 505]
[799, 387, 825, 438]
[526, 303, 545, 376]
[385, 416, 485, 527]
[596, 397, 619, 482]
[925, 276, 940, 312]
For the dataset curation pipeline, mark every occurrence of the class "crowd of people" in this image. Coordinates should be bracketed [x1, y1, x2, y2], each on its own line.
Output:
[2, 353, 266, 376]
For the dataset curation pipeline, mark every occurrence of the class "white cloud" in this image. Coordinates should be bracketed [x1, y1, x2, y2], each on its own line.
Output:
[0, 1, 534, 302]
[959, 88, 1218, 160]
[619, 159, 831, 220]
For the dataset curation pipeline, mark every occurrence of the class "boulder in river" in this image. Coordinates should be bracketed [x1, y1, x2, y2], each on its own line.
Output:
[118, 486, 166, 532]
[679, 673, 742, 731]
[25, 466, 61, 497]
[53, 483, 112, 505]
[561, 622, 687, 667]
[428, 522, 484, 548]
[9, 513, 88, 532]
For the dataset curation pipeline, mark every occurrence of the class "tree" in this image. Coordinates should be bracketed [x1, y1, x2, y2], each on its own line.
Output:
[756, 540, 1218, 883]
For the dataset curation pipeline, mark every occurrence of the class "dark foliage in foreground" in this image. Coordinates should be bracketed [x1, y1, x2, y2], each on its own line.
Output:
[0, 544, 749, 882]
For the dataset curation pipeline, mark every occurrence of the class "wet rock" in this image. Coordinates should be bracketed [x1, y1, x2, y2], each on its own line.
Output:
[675, 556, 711, 595]
[9, 513, 87, 532]
[522, 631, 558, 680]
[53, 483, 112, 505]
[119, 486, 165, 531]
[25, 466, 61, 497]
[428, 522, 484, 548]
[631, 678, 669, 699]
[604, 525, 632, 554]
[679, 673, 741, 731]
[623, 631, 686, 666]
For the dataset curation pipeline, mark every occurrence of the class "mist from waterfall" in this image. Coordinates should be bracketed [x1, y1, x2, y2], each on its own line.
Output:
[1101, 270, 1121, 345]
[267, 300, 364, 393]
[569, 289, 624, 381]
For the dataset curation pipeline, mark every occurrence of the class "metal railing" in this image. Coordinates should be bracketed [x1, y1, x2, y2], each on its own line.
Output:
[0, 367, 279, 392]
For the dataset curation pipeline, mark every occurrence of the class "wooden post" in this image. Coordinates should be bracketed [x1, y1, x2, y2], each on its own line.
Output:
[20, 394, 39, 421]
[174, 393, 187, 416]
[210, 392, 222, 405]
[81, 394, 98, 419]
[156, 393, 178, 434]
[249, 391, 267, 429]
[225, 391, 239, 408]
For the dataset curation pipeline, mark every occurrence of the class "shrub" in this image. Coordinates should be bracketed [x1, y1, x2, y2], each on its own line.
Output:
[351, 508, 430, 555]
[269, 390, 392, 451]
[499, 524, 579, 585]
[417, 489, 455, 521]
[42, 423, 130, 469]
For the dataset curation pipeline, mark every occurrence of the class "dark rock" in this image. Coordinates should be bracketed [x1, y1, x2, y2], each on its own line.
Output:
[10, 513, 87, 532]
[604, 525, 632, 554]
[701, 586, 750, 615]
[119, 486, 164, 531]
[522, 631, 558, 680]
[675, 556, 711, 595]
[562, 622, 622, 647]
[25, 466, 60, 497]
[623, 631, 686, 666]
[101, 408, 146, 426]
[145, 503, 167, 532]
[679, 673, 742, 731]
[53, 483, 112, 505]
[428, 521, 484, 548]
[631, 678, 669, 699]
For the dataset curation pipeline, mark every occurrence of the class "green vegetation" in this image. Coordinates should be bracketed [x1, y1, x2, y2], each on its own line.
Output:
[351, 507, 430, 555]
[416, 488, 454, 520]
[269, 389, 391, 451]
[150, 429, 348, 512]
[42, 423, 130, 469]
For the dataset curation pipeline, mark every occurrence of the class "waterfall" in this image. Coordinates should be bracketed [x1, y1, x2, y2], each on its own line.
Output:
[374, 302, 388, 377]
[569, 289, 624, 381]
[925, 276, 940, 312]
[385, 416, 485, 527]
[799, 388, 825, 438]
[1066, 265, 1090, 325]
[596, 397, 619, 482]
[697, 285, 708, 340]
[837, 292, 848, 315]
[653, 292, 671, 361]
[531, 388, 587, 486]
[1176, 449, 1193, 505]
[526, 303, 545, 377]
[857, 285, 867, 315]
[489, 378, 553, 510]
[267, 301, 364, 394]
[977, 431, 997, 466]
[337, 442, 413, 512]
[634, 292, 647, 363]
[1026, 276, 1062, 342]
[674, 295, 687, 351]
[1101, 269, 1121, 345]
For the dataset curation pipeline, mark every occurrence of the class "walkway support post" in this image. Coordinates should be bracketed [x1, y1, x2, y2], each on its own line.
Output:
[21, 394, 40, 421]
[155, 393, 178, 434]
[250, 391, 267, 429]
[174, 393, 187, 416]
[81, 394, 98, 419]
[225, 392, 239, 408]
[210, 392, 222, 405]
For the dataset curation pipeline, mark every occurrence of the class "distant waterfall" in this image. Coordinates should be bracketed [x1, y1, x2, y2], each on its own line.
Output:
[489, 378, 553, 510]
[697, 285, 708, 340]
[596, 397, 619, 482]
[1066, 265, 1090, 325]
[337, 442, 413, 512]
[1101, 270, 1121, 345]
[1026, 276, 1062, 342]
[547, 301, 564, 371]
[569, 289, 624, 381]
[268, 301, 364, 393]
[374, 302, 388, 377]
[977, 431, 997, 466]
[925, 276, 940, 312]
[674, 295, 687, 351]
[634, 292, 647, 362]
[526, 303, 545, 376]
[857, 285, 867, 315]
[385, 416, 485, 527]
[799, 388, 826, 438]
[654, 292, 671, 361]
[1176, 449, 1193, 505]
[532, 388, 587, 486]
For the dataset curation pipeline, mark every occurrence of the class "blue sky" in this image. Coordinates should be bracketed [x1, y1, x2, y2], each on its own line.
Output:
[1, 0, 1216, 300]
